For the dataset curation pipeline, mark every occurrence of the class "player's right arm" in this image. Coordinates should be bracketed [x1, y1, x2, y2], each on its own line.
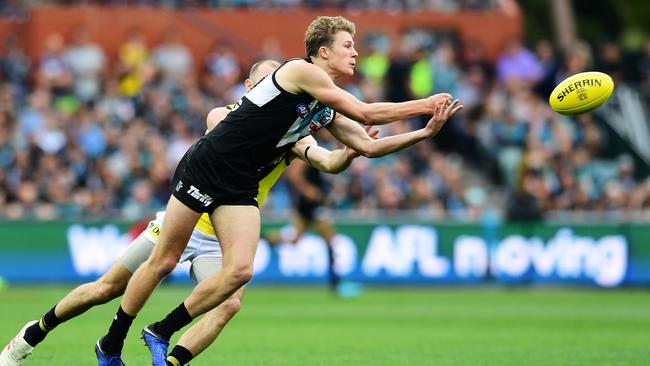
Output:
[289, 126, 379, 174]
[275, 60, 452, 125]
[326, 100, 462, 158]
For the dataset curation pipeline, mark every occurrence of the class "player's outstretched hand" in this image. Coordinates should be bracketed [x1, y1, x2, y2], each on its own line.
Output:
[425, 93, 453, 113]
[424, 99, 463, 137]
[364, 125, 381, 140]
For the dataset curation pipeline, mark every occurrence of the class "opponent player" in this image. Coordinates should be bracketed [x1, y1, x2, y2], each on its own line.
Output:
[284, 160, 341, 293]
[0, 59, 376, 366]
[97, 15, 463, 366]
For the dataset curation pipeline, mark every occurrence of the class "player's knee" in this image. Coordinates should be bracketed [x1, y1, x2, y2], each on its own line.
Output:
[152, 256, 177, 279]
[221, 297, 242, 318]
[225, 265, 253, 287]
[94, 280, 126, 303]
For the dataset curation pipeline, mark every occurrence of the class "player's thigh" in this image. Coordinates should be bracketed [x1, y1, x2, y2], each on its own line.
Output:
[210, 205, 260, 266]
[152, 195, 202, 261]
[120, 234, 156, 273]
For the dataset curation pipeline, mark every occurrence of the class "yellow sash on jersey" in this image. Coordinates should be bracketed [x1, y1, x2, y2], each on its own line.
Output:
[194, 159, 288, 236]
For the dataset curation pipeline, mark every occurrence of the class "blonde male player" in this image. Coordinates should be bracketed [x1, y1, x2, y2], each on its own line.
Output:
[97, 15, 462, 366]
[0, 59, 378, 366]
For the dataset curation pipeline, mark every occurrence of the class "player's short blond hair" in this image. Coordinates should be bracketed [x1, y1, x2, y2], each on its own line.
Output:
[305, 16, 356, 59]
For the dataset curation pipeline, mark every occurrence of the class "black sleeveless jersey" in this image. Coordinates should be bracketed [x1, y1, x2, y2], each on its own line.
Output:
[199, 59, 336, 186]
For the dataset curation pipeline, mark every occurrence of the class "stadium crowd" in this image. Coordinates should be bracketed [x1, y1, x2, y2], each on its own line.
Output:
[1, 22, 650, 221]
[0, 0, 501, 15]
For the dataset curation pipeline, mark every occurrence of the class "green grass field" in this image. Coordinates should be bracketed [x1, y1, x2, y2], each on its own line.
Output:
[1, 285, 649, 365]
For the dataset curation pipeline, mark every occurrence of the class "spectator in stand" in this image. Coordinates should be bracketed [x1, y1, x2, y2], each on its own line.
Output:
[74, 106, 106, 159]
[534, 39, 560, 98]
[121, 179, 162, 220]
[204, 42, 243, 103]
[0, 0, 28, 19]
[409, 47, 434, 100]
[461, 40, 492, 79]
[496, 37, 542, 85]
[36, 33, 73, 98]
[64, 26, 106, 103]
[152, 27, 193, 90]
[117, 27, 152, 98]
[0, 34, 30, 95]
[97, 79, 136, 127]
[431, 41, 461, 96]
[457, 64, 487, 110]
[560, 41, 592, 80]
[165, 112, 197, 169]
[359, 36, 390, 86]
[0, 18, 648, 221]
[597, 40, 624, 83]
[506, 169, 544, 221]
[385, 42, 415, 102]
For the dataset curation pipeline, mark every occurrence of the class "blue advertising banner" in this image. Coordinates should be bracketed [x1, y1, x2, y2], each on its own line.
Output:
[0, 220, 648, 287]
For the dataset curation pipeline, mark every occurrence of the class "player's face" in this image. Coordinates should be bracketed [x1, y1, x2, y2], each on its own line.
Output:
[325, 31, 358, 77]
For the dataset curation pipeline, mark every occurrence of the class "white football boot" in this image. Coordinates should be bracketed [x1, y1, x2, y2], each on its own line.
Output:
[0, 321, 37, 366]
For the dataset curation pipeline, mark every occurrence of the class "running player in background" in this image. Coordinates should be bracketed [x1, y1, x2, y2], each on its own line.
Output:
[284, 160, 341, 293]
[265, 160, 343, 294]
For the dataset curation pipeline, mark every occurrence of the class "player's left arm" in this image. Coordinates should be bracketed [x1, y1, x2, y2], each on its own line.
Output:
[290, 127, 379, 174]
[278, 61, 452, 125]
[205, 107, 230, 133]
[326, 100, 463, 158]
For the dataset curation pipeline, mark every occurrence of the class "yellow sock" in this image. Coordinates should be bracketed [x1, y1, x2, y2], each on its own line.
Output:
[166, 355, 181, 366]
[38, 318, 49, 332]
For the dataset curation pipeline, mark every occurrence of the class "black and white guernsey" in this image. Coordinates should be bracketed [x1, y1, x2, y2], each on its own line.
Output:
[171, 59, 336, 211]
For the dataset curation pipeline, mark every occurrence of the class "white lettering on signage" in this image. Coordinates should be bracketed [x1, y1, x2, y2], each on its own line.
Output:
[450, 228, 627, 287]
[591, 235, 627, 287]
[67, 224, 190, 278]
[361, 225, 450, 278]
[331, 234, 357, 276]
[67, 224, 130, 276]
[66, 223, 628, 287]
[454, 236, 488, 278]
[494, 235, 532, 277]
[360, 226, 626, 286]
[277, 234, 357, 277]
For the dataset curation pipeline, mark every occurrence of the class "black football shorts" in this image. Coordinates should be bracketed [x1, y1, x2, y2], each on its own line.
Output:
[171, 139, 259, 213]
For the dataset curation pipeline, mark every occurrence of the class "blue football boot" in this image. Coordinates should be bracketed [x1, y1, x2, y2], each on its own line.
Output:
[141, 325, 169, 366]
[95, 338, 126, 366]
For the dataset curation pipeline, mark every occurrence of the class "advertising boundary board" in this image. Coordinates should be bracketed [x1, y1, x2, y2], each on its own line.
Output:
[0, 220, 647, 287]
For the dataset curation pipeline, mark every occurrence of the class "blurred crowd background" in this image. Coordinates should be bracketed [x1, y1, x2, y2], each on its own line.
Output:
[0, 0, 501, 14]
[1, 0, 650, 222]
